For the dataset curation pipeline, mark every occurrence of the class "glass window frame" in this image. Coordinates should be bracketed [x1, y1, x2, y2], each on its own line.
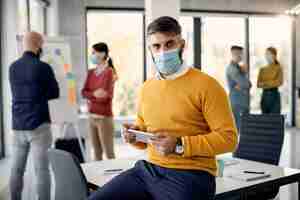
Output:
[248, 16, 294, 125]
[85, 9, 146, 118]
[201, 16, 247, 93]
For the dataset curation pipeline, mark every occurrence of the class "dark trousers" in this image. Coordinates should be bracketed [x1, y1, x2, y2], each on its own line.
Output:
[231, 104, 249, 131]
[261, 88, 281, 114]
[88, 160, 216, 200]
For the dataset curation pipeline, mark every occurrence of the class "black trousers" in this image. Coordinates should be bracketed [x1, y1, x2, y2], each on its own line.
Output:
[261, 88, 281, 114]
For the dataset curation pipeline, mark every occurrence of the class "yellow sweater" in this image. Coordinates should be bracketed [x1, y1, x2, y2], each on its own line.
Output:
[133, 68, 238, 176]
[257, 64, 283, 89]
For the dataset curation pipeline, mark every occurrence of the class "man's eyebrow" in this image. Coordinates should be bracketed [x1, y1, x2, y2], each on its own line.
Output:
[166, 39, 176, 44]
[151, 43, 161, 47]
[151, 37, 178, 46]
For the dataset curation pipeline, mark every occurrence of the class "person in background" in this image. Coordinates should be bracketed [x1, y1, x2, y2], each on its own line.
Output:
[88, 16, 237, 200]
[226, 46, 252, 130]
[82, 42, 116, 160]
[9, 32, 59, 200]
[257, 47, 283, 114]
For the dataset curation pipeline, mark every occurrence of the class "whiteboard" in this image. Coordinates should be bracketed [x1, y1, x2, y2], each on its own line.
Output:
[41, 37, 78, 123]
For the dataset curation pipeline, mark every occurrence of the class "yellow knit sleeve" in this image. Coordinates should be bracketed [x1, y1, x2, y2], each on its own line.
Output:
[257, 68, 264, 88]
[182, 77, 238, 158]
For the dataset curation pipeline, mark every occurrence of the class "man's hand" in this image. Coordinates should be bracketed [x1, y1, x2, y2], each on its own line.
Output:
[257, 82, 265, 88]
[234, 84, 241, 91]
[149, 132, 178, 156]
[240, 64, 248, 73]
[93, 88, 107, 98]
[122, 124, 139, 144]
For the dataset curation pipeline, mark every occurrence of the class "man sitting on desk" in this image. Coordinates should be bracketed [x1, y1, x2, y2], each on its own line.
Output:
[89, 16, 238, 200]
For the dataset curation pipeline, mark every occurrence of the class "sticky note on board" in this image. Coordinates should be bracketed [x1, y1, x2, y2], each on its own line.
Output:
[68, 87, 77, 105]
[66, 72, 75, 80]
[64, 64, 71, 73]
[67, 79, 76, 89]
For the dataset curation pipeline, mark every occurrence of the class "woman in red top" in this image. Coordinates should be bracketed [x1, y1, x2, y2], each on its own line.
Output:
[82, 42, 117, 160]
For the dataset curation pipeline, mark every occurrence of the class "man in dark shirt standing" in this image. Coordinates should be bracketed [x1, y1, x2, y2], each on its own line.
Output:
[9, 32, 59, 200]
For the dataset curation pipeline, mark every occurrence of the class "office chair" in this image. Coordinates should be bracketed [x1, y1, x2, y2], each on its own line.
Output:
[48, 149, 98, 200]
[234, 114, 285, 200]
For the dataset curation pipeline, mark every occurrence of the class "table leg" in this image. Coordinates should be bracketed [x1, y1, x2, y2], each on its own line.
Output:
[241, 191, 247, 200]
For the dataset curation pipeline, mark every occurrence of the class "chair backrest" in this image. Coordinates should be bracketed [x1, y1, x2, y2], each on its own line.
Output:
[234, 114, 284, 165]
[48, 149, 89, 200]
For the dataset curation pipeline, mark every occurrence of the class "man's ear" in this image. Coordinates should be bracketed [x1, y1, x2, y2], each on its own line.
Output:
[181, 39, 186, 49]
[178, 39, 185, 63]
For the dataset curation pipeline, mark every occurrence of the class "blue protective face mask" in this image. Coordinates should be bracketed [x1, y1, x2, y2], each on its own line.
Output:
[90, 54, 100, 65]
[153, 48, 182, 76]
[265, 54, 274, 64]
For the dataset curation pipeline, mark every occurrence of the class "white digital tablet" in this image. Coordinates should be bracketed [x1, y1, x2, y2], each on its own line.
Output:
[127, 129, 156, 144]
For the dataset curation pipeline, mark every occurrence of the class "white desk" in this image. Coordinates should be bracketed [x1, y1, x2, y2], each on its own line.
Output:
[82, 158, 300, 199]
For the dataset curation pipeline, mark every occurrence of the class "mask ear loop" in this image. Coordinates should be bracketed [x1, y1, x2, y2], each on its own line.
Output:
[148, 47, 165, 79]
[148, 47, 156, 64]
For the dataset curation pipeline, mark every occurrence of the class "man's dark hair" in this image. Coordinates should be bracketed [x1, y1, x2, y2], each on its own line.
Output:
[147, 16, 181, 36]
[231, 45, 244, 51]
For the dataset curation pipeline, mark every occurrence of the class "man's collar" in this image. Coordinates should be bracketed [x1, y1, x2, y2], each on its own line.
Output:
[23, 51, 38, 58]
[230, 61, 239, 66]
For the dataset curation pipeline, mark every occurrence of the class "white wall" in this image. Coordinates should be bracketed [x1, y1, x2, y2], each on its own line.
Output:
[46, 0, 59, 36]
[2, 0, 18, 156]
[295, 15, 300, 126]
[296, 16, 300, 88]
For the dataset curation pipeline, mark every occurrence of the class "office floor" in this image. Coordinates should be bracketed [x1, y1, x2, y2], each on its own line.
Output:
[0, 128, 299, 200]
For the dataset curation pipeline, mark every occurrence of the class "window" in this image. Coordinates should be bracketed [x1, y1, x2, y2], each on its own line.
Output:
[179, 17, 194, 67]
[86, 11, 144, 117]
[29, 0, 46, 33]
[201, 17, 246, 92]
[249, 17, 292, 123]
[17, 0, 29, 34]
[17, 0, 46, 34]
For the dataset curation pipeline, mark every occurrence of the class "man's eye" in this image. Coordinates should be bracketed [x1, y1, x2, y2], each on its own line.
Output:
[167, 42, 175, 48]
[153, 45, 160, 50]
